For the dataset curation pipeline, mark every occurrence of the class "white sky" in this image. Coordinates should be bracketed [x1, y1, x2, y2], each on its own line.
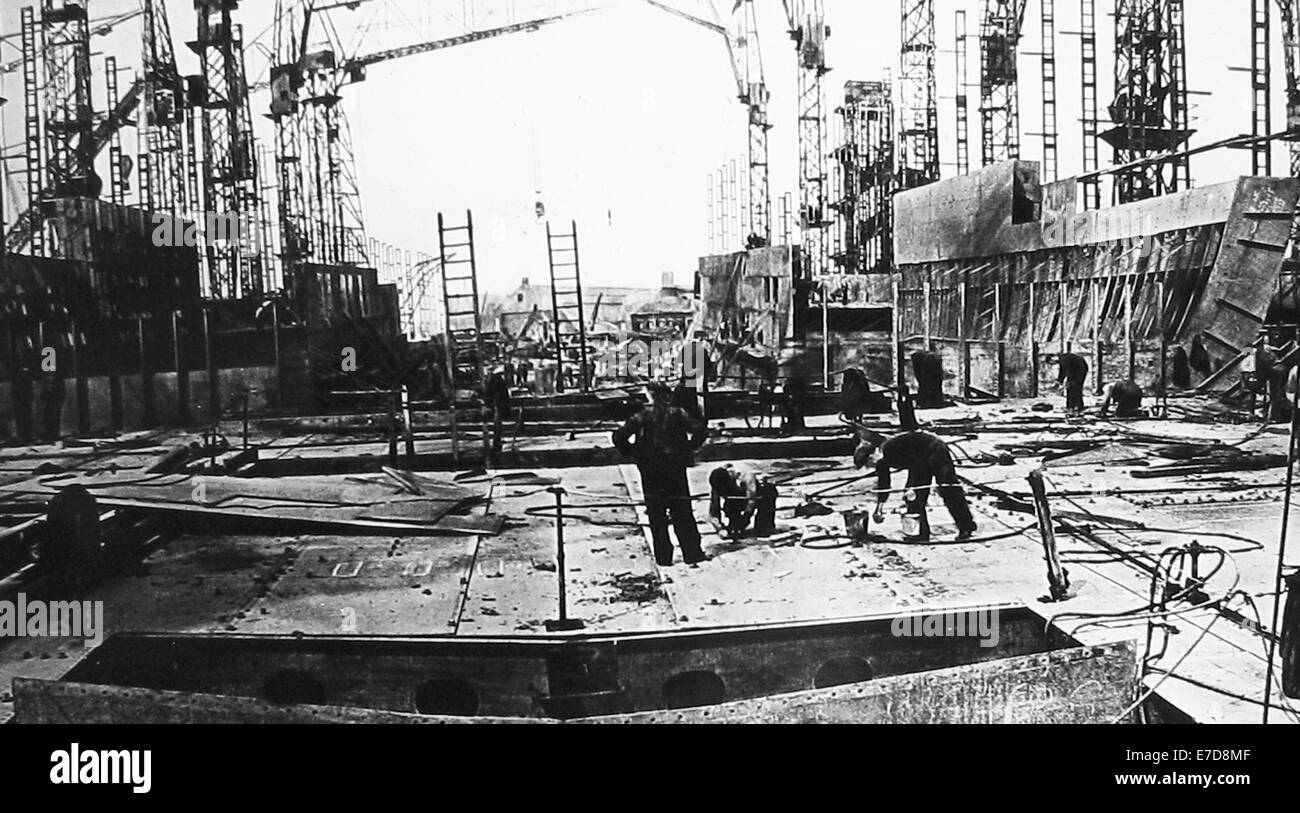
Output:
[0, 1, 1287, 294]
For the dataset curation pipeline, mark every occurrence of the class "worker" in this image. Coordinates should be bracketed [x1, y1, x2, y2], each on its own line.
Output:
[1100, 381, 1147, 419]
[896, 382, 919, 432]
[841, 368, 873, 422]
[707, 463, 779, 538]
[673, 379, 704, 422]
[1168, 346, 1191, 390]
[854, 429, 978, 542]
[11, 357, 34, 446]
[780, 375, 809, 431]
[1057, 352, 1090, 415]
[1257, 336, 1296, 423]
[612, 382, 709, 566]
[42, 351, 66, 443]
[484, 367, 512, 462]
[911, 350, 946, 409]
[1190, 335, 1212, 378]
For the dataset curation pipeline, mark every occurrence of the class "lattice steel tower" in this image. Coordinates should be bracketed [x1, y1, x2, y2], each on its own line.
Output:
[978, 0, 1025, 166]
[790, 0, 831, 279]
[899, 0, 939, 188]
[1102, 0, 1193, 203]
[41, 1, 97, 205]
[834, 80, 895, 275]
[191, 0, 263, 298]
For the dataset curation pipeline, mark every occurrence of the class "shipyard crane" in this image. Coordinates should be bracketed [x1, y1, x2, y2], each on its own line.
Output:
[139, 0, 190, 219]
[268, 3, 596, 269]
[1276, 0, 1300, 176]
[633, 0, 769, 244]
[979, 0, 1029, 165]
[3, 6, 149, 254]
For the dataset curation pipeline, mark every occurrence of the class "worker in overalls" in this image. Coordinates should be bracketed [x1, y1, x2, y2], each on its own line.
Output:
[1101, 381, 1147, 419]
[854, 429, 977, 543]
[707, 463, 778, 538]
[612, 382, 709, 566]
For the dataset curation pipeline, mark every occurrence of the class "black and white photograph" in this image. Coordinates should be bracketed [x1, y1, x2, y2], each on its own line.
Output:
[0, 0, 1295, 787]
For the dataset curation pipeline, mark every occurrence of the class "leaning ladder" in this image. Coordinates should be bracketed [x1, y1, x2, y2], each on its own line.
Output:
[438, 210, 489, 461]
[546, 220, 590, 393]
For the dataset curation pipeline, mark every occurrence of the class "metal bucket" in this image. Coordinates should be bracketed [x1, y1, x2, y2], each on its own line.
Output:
[901, 514, 923, 538]
[843, 507, 871, 542]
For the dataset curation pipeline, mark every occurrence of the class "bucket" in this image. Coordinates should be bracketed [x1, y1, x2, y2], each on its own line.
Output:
[901, 514, 923, 538]
[843, 507, 871, 542]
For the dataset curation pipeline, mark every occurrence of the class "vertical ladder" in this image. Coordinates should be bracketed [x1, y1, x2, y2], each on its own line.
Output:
[437, 210, 488, 393]
[546, 220, 590, 393]
[21, 7, 44, 257]
[105, 56, 125, 207]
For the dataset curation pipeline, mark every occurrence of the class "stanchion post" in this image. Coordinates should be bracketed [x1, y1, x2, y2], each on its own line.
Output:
[545, 486, 584, 632]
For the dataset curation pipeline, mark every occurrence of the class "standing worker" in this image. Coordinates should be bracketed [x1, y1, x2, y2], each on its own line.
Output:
[11, 353, 34, 446]
[707, 463, 779, 538]
[612, 382, 710, 566]
[484, 367, 513, 463]
[911, 350, 947, 409]
[42, 349, 66, 443]
[1057, 352, 1089, 415]
[854, 429, 978, 542]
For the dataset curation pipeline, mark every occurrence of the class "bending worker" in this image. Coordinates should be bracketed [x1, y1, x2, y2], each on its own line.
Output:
[613, 382, 709, 567]
[1100, 381, 1146, 419]
[708, 463, 778, 538]
[854, 429, 978, 543]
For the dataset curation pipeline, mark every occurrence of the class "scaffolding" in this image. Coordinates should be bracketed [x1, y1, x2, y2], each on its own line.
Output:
[791, 0, 831, 279]
[955, 10, 971, 177]
[21, 6, 45, 257]
[191, 0, 264, 298]
[40, 0, 96, 209]
[1040, 0, 1059, 182]
[979, 0, 1026, 166]
[1103, 0, 1194, 203]
[1080, 0, 1101, 209]
[899, 0, 939, 188]
[737, 0, 772, 246]
[834, 80, 895, 275]
[141, 0, 191, 219]
[105, 57, 125, 207]
[1252, 0, 1273, 177]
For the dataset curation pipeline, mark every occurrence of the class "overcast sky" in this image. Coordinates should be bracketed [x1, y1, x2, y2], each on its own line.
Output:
[0, 1, 1285, 294]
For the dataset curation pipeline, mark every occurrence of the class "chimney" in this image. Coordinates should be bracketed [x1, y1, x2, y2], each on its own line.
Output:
[520, 276, 529, 288]
[661, 271, 674, 290]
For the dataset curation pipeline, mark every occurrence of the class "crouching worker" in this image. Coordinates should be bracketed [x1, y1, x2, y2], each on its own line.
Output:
[854, 430, 977, 542]
[613, 382, 709, 566]
[1100, 380, 1146, 419]
[708, 463, 778, 538]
